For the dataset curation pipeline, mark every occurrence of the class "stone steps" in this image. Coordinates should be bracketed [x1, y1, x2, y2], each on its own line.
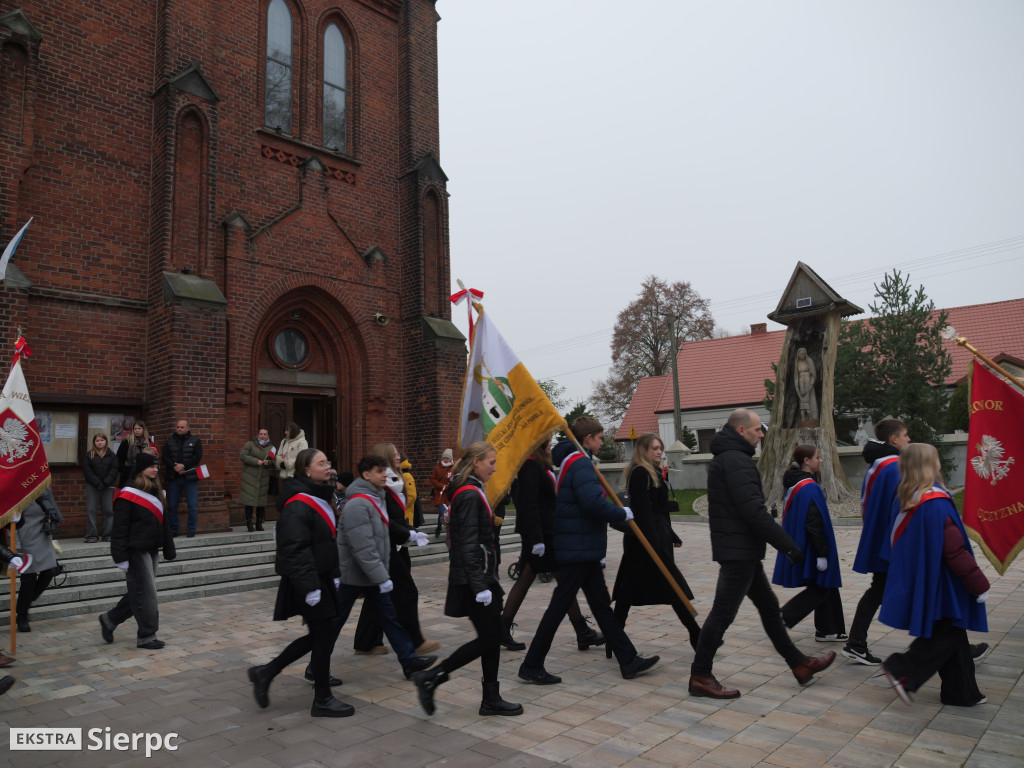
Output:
[2, 518, 521, 627]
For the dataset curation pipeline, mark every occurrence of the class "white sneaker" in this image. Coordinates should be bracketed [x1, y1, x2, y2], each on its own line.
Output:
[815, 632, 849, 643]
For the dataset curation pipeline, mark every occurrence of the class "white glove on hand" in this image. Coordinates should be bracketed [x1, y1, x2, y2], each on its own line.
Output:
[409, 531, 430, 547]
[475, 589, 493, 606]
[531, 543, 545, 557]
[600, 557, 606, 568]
[379, 579, 394, 594]
[622, 506, 634, 521]
[116, 561, 129, 572]
[333, 578, 341, 589]
[9, 556, 23, 571]
[816, 558, 828, 572]
[977, 591, 989, 603]
[305, 589, 322, 606]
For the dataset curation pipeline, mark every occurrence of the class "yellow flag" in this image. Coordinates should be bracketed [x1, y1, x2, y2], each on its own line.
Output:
[459, 306, 565, 506]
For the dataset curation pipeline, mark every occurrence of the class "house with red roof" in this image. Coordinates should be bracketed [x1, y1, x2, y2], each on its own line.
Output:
[615, 297, 1024, 454]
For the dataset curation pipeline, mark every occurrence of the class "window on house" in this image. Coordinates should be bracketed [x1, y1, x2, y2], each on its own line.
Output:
[322, 23, 346, 152]
[265, 0, 293, 133]
[697, 429, 716, 453]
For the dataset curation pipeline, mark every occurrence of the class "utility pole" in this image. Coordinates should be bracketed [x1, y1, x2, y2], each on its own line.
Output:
[668, 314, 682, 443]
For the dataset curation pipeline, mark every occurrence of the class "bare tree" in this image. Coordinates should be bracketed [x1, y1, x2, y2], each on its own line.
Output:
[590, 275, 715, 422]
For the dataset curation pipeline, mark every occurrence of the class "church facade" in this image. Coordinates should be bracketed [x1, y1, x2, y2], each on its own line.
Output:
[0, 0, 464, 531]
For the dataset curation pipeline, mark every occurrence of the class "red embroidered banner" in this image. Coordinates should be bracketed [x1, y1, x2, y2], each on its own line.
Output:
[0, 338, 51, 527]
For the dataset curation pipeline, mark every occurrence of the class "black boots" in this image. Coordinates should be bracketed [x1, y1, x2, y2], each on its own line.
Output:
[571, 615, 605, 651]
[311, 694, 355, 717]
[255, 512, 264, 532]
[479, 681, 524, 716]
[500, 618, 526, 651]
[412, 667, 449, 715]
[248, 665, 275, 709]
[246, 520, 255, 532]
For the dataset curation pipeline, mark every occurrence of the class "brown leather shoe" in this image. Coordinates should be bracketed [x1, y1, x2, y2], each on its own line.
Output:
[0, 652, 14, 668]
[688, 674, 741, 699]
[793, 651, 837, 685]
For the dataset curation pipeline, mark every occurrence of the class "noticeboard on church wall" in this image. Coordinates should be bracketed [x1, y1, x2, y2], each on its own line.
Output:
[37, 411, 138, 465]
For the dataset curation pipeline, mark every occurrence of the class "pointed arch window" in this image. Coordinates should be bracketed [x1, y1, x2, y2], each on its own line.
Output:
[323, 23, 347, 152]
[265, 0, 293, 134]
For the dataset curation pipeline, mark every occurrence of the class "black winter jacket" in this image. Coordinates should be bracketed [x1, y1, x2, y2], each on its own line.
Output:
[162, 431, 203, 480]
[83, 450, 119, 490]
[110, 487, 176, 564]
[447, 476, 500, 594]
[273, 476, 340, 621]
[706, 424, 798, 562]
[782, 468, 827, 558]
[512, 457, 555, 550]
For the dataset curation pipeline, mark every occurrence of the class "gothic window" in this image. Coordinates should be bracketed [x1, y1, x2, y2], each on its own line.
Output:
[322, 23, 347, 152]
[265, 0, 293, 133]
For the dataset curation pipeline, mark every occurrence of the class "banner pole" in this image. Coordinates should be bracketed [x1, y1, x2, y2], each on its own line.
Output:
[9, 522, 16, 655]
[564, 426, 697, 616]
[957, 337, 1024, 391]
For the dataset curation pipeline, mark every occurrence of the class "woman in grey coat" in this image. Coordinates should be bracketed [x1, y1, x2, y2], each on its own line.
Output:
[240, 428, 274, 531]
[15, 488, 63, 632]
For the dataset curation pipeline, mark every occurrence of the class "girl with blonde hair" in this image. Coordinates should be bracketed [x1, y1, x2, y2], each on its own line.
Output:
[878, 443, 989, 707]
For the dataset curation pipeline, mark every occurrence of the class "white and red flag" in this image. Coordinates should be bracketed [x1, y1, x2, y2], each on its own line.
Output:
[450, 283, 484, 345]
[0, 218, 32, 283]
[963, 358, 1024, 575]
[0, 336, 51, 527]
[195, 464, 211, 480]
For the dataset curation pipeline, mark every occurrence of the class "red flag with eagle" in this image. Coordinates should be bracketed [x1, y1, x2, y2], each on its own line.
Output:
[0, 337, 51, 527]
[962, 358, 1024, 575]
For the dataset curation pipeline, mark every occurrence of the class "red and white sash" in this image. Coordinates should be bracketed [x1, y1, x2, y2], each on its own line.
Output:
[451, 483, 494, 525]
[781, 477, 815, 523]
[555, 451, 587, 494]
[349, 493, 389, 525]
[862, 455, 899, 515]
[286, 493, 337, 536]
[891, 487, 949, 547]
[118, 487, 164, 524]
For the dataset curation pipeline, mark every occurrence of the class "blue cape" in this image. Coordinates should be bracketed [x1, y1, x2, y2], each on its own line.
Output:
[771, 479, 842, 589]
[853, 456, 900, 574]
[879, 491, 987, 638]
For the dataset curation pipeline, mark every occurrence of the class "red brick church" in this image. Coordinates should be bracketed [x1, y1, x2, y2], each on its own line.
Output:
[0, 0, 464, 531]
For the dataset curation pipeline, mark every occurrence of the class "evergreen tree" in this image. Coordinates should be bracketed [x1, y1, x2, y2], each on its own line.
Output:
[834, 270, 953, 471]
[680, 425, 698, 451]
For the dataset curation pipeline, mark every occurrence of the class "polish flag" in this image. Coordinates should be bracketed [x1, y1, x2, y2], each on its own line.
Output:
[195, 464, 211, 480]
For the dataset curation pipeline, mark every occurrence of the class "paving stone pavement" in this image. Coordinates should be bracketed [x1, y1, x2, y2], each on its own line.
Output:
[0, 522, 1021, 768]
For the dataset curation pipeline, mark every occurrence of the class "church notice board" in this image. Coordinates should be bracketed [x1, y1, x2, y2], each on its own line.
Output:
[38, 412, 137, 465]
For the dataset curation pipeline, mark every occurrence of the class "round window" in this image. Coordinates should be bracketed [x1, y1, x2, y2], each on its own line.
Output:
[274, 328, 308, 367]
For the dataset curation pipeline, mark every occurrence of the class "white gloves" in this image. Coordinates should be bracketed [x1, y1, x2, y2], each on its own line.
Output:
[600, 557, 606, 568]
[531, 543, 545, 557]
[116, 561, 129, 572]
[305, 589, 322, 606]
[379, 579, 394, 594]
[816, 558, 828, 572]
[333, 578, 341, 589]
[409, 531, 430, 547]
[622, 507, 634, 521]
[977, 591, 989, 604]
[475, 589, 493, 606]
[9, 556, 24, 572]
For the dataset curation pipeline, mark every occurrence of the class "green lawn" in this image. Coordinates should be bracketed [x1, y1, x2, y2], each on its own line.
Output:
[670, 489, 706, 516]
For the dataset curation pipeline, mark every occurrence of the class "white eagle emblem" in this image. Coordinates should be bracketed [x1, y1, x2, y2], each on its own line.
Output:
[0, 417, 35, 463]
[971, 435, 1015, 486]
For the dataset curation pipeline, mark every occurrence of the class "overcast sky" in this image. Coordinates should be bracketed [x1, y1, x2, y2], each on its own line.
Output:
[436, 1, 1024, 410]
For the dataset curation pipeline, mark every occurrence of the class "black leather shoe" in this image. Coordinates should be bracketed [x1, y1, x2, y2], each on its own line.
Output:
[186, 532, 195, 538]
[311, 695, 355, 717]
[517, 665, 561, 685]
[621, 654, 660, 680]
[16, 618, 29, 633]
[412, 667, 449, 716]
[99, 615, 114, 644]
[137, 640, 166, 650]
[500, 619, 526, 651]
[248, 665, 273, 709]
[403, 655, 438, 679]
[304, 666, 342, 686]
[0, 675, 15, 696]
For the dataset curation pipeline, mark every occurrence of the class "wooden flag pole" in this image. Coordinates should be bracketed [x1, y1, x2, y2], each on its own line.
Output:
[957, 337, 1024, 392]
[563, 426, 697, 616]
[9, 522, 16, 655]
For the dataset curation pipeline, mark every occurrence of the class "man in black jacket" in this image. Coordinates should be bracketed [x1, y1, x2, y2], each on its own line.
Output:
[688, 409, 836, 699]
[163, 418, 203, 537]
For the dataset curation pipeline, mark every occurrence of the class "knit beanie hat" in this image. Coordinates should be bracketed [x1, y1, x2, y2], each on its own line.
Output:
[133, 452, 160, 476]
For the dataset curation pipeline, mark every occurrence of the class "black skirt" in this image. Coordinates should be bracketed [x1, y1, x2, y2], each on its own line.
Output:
[612, 535, 694, 606]
[444, 581, 504, 618]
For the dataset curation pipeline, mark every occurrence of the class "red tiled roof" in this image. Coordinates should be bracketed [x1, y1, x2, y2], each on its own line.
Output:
[615, 298, 1024, 438]
[613, 375, 669, 440]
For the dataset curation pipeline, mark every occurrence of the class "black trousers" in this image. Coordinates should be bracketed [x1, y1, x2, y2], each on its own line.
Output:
[524, 561, 636, 668]
[266, 617, 337, 698]
[848, 571, 887, 648]
[780, 584, 846, 635]
[354, 547, 424, 650]
[502, 557, 585, 627]
[883, 618, 982, 705]
[691, 560, 804, 677]
[614, 592, 701, 639]
[440, 604, 501, 684]
[16, 569, 57, 619]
